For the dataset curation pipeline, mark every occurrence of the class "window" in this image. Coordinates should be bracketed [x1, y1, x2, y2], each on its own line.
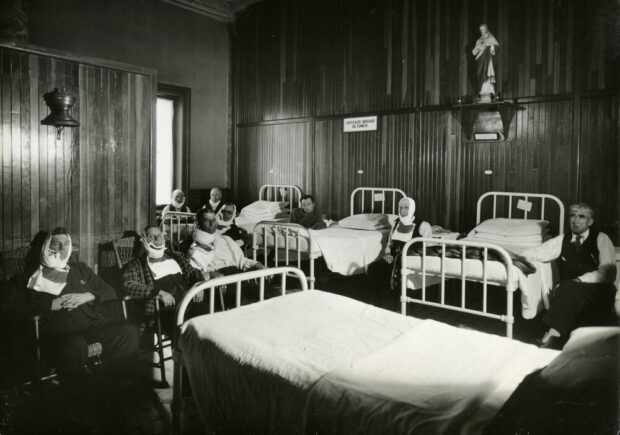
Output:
[155, 84, 190, 206]
[156, 97, 174, 205]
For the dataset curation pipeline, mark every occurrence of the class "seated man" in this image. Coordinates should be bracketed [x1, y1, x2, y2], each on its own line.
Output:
[216, 202, 250, 247]
[122, 226, 207, 330]
[521, 203, 617, 349]
[202, 187, 224, 215]
[189, 209, 265, 278]
[290, 194, 327, 230]
[9, 228, 139, 382]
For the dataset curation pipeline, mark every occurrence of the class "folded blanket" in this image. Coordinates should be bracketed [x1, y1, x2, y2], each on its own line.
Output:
[407, 245, 536, 276]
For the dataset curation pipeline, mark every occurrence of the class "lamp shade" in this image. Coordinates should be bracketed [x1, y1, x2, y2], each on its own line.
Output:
[41, 88, 80, 128]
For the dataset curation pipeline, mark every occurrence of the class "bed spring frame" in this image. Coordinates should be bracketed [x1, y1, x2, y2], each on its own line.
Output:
[171, 266, 309, 434]
[401, 192, 564, 339]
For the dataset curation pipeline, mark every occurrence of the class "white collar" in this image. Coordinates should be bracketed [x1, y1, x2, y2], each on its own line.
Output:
[571, 229, 589, 242]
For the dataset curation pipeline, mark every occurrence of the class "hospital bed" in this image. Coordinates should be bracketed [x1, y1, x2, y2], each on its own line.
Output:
[171, 266, 567, 434]
[251, 187, 406, 288]
[400, 191, 565, 338]
[234, 184, 303, 234]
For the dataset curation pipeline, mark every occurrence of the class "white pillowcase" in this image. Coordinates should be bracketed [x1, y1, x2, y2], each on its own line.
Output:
[339, 213, 393, 231]
[240, 201, 289, 219]
[471, 218, 549, 237]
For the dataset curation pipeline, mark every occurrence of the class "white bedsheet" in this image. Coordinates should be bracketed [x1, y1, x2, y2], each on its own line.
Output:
[404, 238, 554, 319]
[179, 290, 420, 433]
[179, 291, 559, 434]
[306, 319, 558, 435]
[309, 225, 391, 275]
[250, 223, 391, 276]
[236, 215, 290, 234]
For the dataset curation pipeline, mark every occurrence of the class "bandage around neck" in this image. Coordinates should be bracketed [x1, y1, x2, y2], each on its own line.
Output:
[194, 228, 215, 245]
[142, 238, 165, 259]
[147, 258, 182, 280]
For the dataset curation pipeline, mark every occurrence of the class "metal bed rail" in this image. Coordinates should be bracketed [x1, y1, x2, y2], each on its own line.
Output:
[160, 211, 195, 252]
[252, 221, 317, 289]
[400, 237, 517, 339]
[476, 192, 565, 234]
[259, 184, 303, 213]
[172, 266, 308, 434]
[350, 187, 407, 215]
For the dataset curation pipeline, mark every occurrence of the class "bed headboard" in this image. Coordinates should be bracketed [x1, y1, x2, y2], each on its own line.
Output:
[350, 187, 407, 216]
[476, 192, 565, 234]
[259, 184, 302, 212]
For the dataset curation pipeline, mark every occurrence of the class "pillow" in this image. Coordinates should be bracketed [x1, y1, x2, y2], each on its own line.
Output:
[484, 327, 620, 435]
[472, 218, 549, 237]
[240, 200, 289, 218]
[339, 213, 392, 230]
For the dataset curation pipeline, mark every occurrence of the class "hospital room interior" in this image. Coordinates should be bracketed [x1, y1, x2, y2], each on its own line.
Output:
[0, 0, 619, 433]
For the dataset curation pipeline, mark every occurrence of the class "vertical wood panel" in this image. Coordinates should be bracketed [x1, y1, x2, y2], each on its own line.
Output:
[234, 0, 619, 242]
[0, 46, 153, 267]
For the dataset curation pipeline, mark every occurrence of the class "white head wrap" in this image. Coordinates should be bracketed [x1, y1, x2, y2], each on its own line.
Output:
[141, 231, 166, 259]
[171, 189, 185, 210]
[398, 197, 416, 226]
[216, 205, 236, 233]
[27, 232, 72, 295]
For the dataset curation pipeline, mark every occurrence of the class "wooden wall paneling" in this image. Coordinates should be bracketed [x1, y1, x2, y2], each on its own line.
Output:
[236, 122, 310, 208]
[28, 56, 40, 246]
[579, 95, 619, 242]
[78, 64, 89, 265]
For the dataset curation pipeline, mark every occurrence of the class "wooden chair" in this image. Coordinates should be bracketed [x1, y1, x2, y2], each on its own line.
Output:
[112, 236, 171, 387]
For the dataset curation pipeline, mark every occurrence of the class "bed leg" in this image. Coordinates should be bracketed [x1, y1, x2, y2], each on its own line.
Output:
[310, 257, 315, 290]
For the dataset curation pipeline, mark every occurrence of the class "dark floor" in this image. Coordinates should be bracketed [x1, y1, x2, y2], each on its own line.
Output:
[0, 268, 548, 434]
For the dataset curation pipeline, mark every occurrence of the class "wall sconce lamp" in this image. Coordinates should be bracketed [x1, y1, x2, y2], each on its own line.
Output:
[41, 88, 80, 139]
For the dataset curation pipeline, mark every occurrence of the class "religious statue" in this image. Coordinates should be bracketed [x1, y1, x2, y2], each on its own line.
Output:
[472, 24, 499, 102]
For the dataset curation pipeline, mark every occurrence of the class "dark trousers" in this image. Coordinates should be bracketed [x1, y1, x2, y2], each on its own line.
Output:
[46, 321, 139, 376]
[366, 259, 394, 306]
[543, 280, 616, 336]
[216, 267, 280, 306]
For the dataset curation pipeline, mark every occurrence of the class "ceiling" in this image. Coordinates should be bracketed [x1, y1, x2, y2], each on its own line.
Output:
[161, 0, 264, 23]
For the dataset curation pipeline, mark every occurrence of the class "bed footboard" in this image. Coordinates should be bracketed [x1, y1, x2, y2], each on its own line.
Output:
[252, 221, 318, 289]
[400, 237, 517, 338]
[172, 266, 309, 434]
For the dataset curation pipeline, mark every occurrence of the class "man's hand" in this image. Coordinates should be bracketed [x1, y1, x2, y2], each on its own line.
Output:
[210, 271, 225, 279]
[51, 297, 64, 311]
[193, 291, 205, 303]
[158, 290, 176, 307]
[383, 254, 394, 264]
[254, 263, 266, 270]
[60, 293, 95, 310]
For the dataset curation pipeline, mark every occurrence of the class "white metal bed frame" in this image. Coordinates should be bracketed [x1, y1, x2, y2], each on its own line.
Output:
[160, 210, 195, 253]
[400, 191, 564, 339]
[253, 187, 407, 289]
[258, 184, 303, 212]
[171, 266, 309, 434]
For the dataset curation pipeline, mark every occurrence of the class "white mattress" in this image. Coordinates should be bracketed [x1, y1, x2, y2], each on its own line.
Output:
[235, 215, 290, 234]
[178, 290, 558, 434]
[179, 290, 420, 433]
[404, 238, 554, 319]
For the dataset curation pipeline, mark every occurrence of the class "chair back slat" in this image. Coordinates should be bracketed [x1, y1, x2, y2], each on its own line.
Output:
[112, 236, 139, 270]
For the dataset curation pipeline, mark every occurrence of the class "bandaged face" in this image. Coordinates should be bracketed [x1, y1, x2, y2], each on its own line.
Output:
[172, 191, 185, 205]
[142, 227, 165, 258]
[49, 234, 71, 261]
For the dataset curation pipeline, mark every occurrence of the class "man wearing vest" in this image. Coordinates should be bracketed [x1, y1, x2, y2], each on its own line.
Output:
[522, 203, 617, 349]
